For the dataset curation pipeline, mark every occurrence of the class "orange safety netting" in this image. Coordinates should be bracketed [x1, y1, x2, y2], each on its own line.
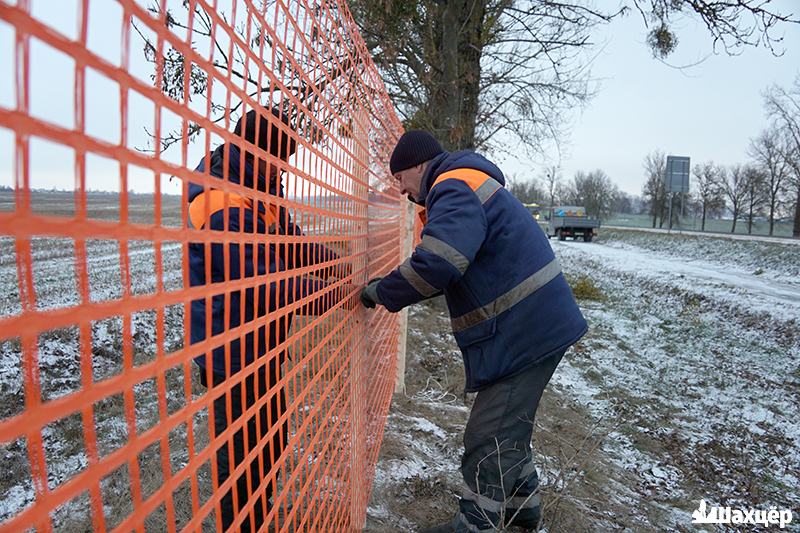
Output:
[0, 0, 407, 531]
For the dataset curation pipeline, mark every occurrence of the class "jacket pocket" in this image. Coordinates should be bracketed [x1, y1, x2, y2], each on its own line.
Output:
[455, 316, 497, 348]
[455, 317, 497, 390]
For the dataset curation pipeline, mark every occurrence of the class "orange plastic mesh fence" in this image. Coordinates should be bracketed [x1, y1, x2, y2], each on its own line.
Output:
[0, 0, 406, 531]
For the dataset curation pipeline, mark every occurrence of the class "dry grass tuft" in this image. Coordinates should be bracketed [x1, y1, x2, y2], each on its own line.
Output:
[566, 274, 605, 301]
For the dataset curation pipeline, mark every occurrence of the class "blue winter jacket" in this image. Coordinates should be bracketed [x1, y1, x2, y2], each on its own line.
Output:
[188, 143, 338, 377]
[376, 150, 587, 391]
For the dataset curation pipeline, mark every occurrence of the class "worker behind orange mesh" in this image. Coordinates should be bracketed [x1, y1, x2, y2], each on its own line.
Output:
[187, 106, 341, 533]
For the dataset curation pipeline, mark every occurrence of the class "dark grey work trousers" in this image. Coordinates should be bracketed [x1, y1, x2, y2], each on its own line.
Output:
[202, 360, 287, 533]
[455, 348, 565, 532]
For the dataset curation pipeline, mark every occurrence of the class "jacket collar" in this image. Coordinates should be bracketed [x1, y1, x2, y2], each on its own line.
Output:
[415, 152, 450, 206]
[188, 143, 276, 202]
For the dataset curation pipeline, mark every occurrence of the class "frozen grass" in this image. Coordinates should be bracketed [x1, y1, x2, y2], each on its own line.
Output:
[598, 228, 800, 286]
[3, 191, 798, 530]
[604, 212, 796, 239]
[564, 273, 605, 301]
[0, 192, 205, 530]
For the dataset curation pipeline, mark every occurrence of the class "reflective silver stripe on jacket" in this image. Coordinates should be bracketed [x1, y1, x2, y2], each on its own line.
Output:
[419, 235, 469, 274]
[474, 178, 502, 204]
[399, 257, 439, 297]
[460, 485, 504, 513]
[457, 512, 496, 532]
[451, 258, 562, 333]
[506, 492, 542, 510]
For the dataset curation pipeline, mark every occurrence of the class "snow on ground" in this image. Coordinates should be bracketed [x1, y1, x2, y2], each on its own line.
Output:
[597, 228, 800, 286]
[559, 238, 800, 320]
[2, 193, 798, 531]
[550, 231, 800, 528]
[0, 194, 199, 529]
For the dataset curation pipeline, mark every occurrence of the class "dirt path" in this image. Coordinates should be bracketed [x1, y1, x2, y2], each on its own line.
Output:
[559, 239, 800, 318]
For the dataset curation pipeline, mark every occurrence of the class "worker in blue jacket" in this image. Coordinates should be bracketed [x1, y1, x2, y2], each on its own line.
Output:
[188, 107, 342, 533]
[360, 130, 588, 532]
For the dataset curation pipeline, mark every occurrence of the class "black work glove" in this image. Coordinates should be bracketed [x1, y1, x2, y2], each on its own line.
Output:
[360, 277, 383, 309]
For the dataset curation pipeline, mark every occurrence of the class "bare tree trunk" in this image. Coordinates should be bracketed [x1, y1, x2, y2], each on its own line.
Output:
[459, 3, 483, 150]
[424, 0, 484, 150]
[794, 187, 800, 238]
[701, 203, 707, 232]
[769, 201, 776, 236]
[651, 189, 658, 227]
[432, 3, 461, 148]
[731, 208, 739, 233]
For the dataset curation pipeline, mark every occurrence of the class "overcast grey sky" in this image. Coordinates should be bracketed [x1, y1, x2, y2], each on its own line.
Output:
[0, 1, 798, 197]
[499, 2, 800, 196]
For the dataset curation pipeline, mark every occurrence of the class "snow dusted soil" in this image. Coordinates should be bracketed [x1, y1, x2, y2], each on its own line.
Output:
[367, 228, 799, 532]
[597, 228, 800, 289]
[0, 193, 221, 531]
[0, 191, 386, 531]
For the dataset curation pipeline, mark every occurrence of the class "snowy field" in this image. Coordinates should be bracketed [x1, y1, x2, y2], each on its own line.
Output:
[367, 227, 800, 532]
[0, 190, 375, 531]
[604, 213, 796, 239]
[0, 192, 217, 531]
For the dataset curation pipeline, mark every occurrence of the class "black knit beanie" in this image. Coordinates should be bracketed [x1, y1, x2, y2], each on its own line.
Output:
[233, 107, 297, 161]
[389, 130, 444, 174]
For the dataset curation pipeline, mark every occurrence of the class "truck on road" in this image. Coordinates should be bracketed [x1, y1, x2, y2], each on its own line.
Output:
[546, 206, 600, 242]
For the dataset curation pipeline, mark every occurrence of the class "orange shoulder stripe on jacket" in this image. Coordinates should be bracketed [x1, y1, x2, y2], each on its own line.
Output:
[188, 190, 278, 230]
[416, 169, 499, 230]
[431, 168, 491, 192]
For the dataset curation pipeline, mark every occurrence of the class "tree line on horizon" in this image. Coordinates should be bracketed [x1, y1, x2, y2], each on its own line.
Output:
[505, 168, 627, 222]
[641, 76, 800, 237]
[507, 76, 800, 238]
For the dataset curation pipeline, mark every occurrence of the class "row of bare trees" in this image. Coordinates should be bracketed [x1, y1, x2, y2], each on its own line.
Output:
[508, 77, 799, 234]
[641, 76, 800, 237]
[507, 168, 628, 221]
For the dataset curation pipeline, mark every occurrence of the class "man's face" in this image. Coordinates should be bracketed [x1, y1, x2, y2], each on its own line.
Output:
[256, 157, 281, 184]
[393, 163, 426, 202]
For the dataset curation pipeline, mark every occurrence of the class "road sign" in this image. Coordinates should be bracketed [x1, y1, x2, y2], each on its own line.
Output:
[665, 155, 690, 193]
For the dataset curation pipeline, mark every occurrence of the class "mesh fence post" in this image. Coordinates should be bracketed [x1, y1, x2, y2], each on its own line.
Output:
[395, 201, 416, 395]
[349, 107, 369, 530]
